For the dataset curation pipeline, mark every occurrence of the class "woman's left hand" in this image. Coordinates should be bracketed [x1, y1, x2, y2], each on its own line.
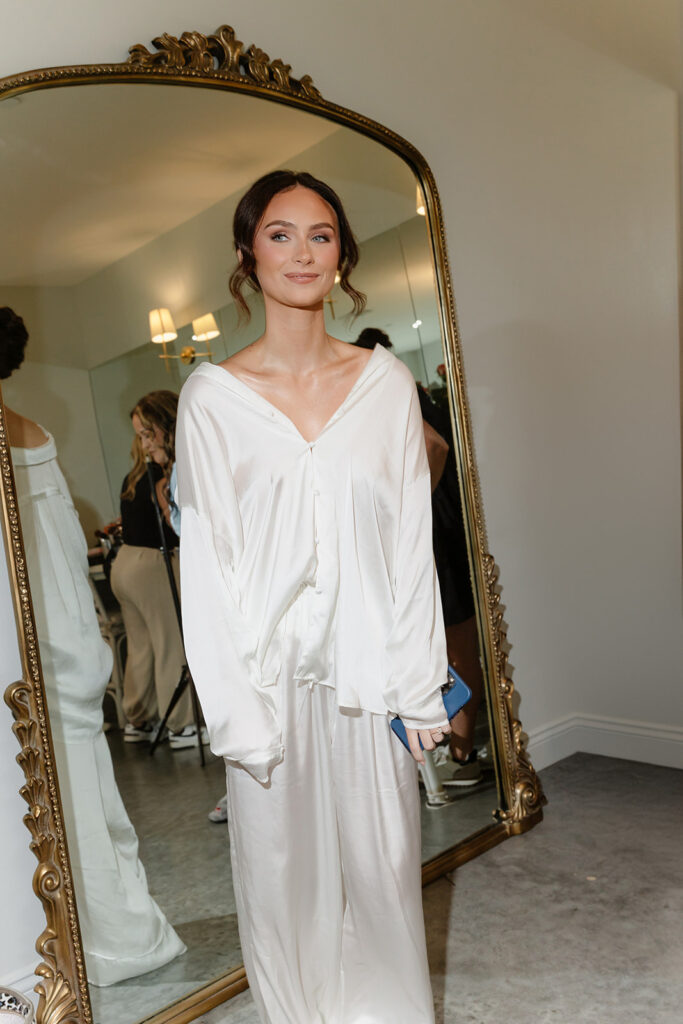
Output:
[405, 723, 451, 765]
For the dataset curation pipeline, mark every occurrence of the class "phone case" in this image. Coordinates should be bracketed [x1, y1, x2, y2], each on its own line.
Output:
[390, 665, 472, 752]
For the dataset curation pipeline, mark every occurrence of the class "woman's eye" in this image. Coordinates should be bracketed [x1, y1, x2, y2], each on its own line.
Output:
[270, 232, 288, 241]
[312, 233, 331, 243]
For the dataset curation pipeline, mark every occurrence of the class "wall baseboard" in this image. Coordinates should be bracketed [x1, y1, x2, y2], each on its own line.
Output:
[527, 713, 683, 772]
[1, 966, 37, 1008]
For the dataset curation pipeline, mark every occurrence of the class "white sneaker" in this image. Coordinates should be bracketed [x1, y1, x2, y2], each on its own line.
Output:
[208, 794, 228, 823]
[123, 720, 163, 744]
[168, 725, 209, 749]
[438, 751, 483, 787]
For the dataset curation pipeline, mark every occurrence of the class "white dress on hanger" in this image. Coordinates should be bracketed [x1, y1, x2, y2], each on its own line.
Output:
[11, 432, 185, 987]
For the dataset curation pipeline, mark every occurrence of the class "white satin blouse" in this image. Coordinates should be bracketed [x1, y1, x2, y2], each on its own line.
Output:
[175, 343, 448, 781]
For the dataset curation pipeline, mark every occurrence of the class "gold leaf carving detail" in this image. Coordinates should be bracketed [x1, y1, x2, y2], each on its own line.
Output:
[298, 74, 322, 100]
[35, 968, 79, 1024]
[179, 32, 214, 73]
[245, 45, 272, 85]
[125, 25, 321, 99]
[208, 24, 244, 73]
[481, 553, 546, 824]
[269, 59, 293, 91]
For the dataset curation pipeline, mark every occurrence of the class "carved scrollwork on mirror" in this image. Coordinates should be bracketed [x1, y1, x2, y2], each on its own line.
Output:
[127, 24, 321, 99]
[0, 23, 545, 1024]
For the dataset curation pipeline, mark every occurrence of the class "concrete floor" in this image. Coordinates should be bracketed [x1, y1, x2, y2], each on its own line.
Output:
[197, 753, 683, 1024]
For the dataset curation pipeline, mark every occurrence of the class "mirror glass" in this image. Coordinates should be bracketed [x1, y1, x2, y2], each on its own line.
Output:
[0, 82, 498, 1022]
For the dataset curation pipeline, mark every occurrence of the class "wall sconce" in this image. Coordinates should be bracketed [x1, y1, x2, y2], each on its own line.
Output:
[149, 308, 177, 343]
[149, 308, 177, 373]
[149, 308, 216, 370]
[416, 184, 426, 217]
[192, 313, 220, 342]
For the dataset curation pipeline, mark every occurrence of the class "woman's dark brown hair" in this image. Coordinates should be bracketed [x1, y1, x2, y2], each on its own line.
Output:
[0, 307, 29, 380]
[229, 170, 366, 321]
[122, 390, 179, 501]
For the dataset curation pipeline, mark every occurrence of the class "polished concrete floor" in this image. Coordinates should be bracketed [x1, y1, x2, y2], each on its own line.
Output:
[197, 753, 683, 1024]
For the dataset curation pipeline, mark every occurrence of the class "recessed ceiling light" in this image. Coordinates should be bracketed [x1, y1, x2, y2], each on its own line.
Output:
[412, 319, 422, 329]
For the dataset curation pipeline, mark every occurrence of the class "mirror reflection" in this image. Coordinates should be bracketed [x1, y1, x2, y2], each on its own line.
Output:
[0, 82, 497, 1022]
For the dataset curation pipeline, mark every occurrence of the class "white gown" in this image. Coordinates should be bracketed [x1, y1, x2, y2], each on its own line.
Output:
[11, 433, 186, 987]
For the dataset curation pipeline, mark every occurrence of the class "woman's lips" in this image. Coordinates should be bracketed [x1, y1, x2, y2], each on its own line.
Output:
[284, 273, 319, 283]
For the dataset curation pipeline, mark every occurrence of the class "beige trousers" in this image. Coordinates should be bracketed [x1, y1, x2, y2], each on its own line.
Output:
[110, 544, 192, 733]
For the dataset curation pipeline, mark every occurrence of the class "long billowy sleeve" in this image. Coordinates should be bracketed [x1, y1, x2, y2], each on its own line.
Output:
[175, 384, 283, 782]
[382, 384, 449, 730]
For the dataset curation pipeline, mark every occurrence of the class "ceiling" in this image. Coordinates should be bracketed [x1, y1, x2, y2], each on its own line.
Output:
[0, 85, 341, 287]
[517, 0, 680, 91]
[0, 78, 441, 370]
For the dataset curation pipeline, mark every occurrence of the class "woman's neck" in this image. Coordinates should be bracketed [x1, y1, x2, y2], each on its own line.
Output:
[257, 301, 336, 375]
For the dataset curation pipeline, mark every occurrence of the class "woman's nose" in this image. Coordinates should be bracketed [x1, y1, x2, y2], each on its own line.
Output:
[294, 241, 312, 263]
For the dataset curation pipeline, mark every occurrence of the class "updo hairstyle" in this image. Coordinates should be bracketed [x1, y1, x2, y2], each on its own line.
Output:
[0, 307, 29, 380]
[228, 170, 366, 321]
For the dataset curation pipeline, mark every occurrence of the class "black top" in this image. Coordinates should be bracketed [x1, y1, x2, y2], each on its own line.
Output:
[417, 387, 465, 533]
[120, 464, 178, 550]
[417, 385, 475, 626]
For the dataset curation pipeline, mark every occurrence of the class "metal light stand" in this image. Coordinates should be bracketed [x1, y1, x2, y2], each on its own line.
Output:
[145, 459, 206, 766]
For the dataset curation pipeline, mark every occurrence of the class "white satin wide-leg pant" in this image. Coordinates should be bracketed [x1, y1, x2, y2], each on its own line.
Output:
[224, 609, 436, 1024]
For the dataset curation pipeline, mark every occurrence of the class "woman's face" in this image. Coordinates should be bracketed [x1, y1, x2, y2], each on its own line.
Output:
[132, 412, 167, 466]
[251, 185, 341, 311]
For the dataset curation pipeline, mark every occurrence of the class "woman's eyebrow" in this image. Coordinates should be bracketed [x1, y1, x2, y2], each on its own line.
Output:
[263, 219, 336, 231]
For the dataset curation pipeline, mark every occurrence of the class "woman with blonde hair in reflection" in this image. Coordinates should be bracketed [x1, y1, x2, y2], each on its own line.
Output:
[176, 171, 452, 1023]
[111, 390, 196, 747]
[0, 307, 185, 985]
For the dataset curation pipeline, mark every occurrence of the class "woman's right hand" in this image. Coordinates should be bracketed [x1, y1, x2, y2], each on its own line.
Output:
[405, 723, 451, 765]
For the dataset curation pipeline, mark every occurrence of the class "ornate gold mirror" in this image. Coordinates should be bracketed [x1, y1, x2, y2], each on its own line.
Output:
[0, 25, 544, 1024]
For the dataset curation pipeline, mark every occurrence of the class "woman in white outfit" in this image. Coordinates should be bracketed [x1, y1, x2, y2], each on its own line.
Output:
[175, 172, 451, 1023]
[1, 307, 186, 986]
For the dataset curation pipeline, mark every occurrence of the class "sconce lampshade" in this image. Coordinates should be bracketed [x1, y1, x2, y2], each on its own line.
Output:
[416, 184, 426, 217]
[149, 308, 177, 344]
[192, 313, 220, 342]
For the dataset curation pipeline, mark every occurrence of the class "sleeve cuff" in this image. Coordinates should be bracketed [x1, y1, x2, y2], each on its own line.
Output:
[224, 745, 285, 784]
[399, 715, 450, 732]
[391, 683, 447, 731]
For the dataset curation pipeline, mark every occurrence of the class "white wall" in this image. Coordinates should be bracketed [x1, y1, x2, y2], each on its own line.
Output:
[1, 362, 114, 541]
[1, 0, 681, 993]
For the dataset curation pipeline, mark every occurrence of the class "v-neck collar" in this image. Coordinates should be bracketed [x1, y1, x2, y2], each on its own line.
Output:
[198, 343, 389, 445]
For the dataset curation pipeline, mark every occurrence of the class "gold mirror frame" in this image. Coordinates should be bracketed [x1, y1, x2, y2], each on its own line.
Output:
[0, 24, 546, 1024]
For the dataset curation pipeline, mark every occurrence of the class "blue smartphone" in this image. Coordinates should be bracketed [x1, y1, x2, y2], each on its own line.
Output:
[390, 665, 472, 752]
